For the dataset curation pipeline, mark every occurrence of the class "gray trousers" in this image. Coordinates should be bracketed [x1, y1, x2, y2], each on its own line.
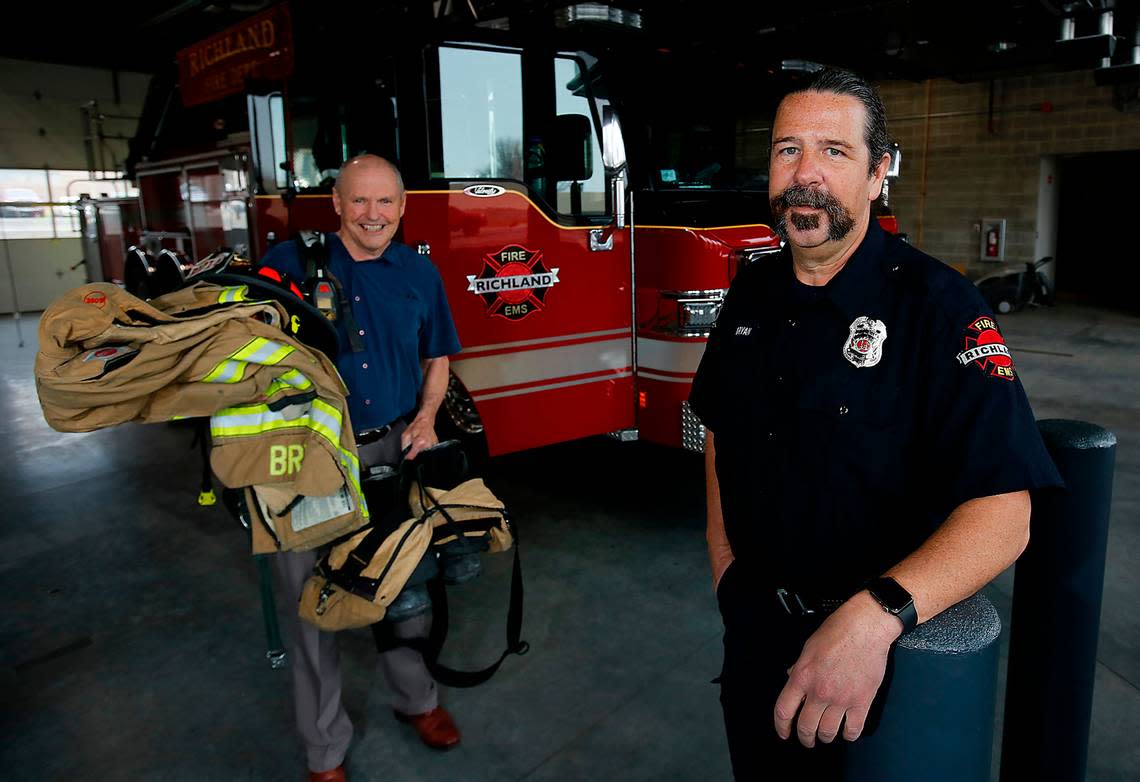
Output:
[273, 543, 437, 772]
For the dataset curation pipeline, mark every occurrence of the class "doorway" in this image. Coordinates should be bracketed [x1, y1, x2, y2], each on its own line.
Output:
[1055, 150, 1140, 309]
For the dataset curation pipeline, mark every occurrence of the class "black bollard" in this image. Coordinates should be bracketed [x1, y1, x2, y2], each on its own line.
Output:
[1000, 419, 1116, 782]
[845, 593, 1002, 782]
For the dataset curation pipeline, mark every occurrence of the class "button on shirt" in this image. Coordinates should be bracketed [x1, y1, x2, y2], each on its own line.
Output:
[689, 220, 1062, 595]
[260, 234, 461, 431]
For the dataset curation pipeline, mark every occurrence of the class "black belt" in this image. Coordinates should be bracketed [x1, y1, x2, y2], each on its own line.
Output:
[356, 422, 397, 445]
[775, 588, 845, 617]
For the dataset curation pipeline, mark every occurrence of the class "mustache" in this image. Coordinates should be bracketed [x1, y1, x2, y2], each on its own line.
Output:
[769, 184, 856, 242]
[770, 184, 843, 212]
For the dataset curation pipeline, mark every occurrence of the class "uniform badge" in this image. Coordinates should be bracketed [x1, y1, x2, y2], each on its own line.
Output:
[956, 316, 1015, 380]
[843, 316, 887, 368]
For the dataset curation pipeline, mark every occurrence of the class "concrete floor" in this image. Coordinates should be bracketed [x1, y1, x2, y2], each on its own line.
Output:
[1, 301, 1137, 781]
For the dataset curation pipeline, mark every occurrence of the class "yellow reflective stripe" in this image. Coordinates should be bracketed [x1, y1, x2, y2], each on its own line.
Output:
[308, 398, 343, 439]
[202, 358, 245, 384]
[264, 369, 314, 398]
[211, 402, 342, 449]
[232, 337, 294, 366]
[210, 399, 368, 520]
[279, 368, 313, 389]
[338, 446, 366, 519]
[201, 337, 298, 385]
[217, 285, 248, 303]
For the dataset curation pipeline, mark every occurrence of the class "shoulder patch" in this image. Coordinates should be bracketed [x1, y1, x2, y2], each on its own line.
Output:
[956, 316, 1015, 380]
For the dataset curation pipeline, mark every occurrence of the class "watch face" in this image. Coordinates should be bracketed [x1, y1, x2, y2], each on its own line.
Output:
[872, 578, 913, 612]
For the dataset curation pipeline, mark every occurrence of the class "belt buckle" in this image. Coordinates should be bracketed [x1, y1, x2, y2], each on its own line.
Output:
[775, 588, 815, 617]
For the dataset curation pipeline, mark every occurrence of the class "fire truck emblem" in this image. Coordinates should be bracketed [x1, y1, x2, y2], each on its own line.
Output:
[956, 316, 1016, 380]
[843, 316, 887, 368]
[467, 244, 560, 321]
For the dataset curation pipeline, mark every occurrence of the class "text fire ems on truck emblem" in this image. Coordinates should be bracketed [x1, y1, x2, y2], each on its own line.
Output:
[467, 244, 560, 321]
[956, 316, 1016, 380]
[843, 316, 887, 368]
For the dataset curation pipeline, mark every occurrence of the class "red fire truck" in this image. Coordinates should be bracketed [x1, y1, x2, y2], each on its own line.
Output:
[118, 3, 897, 457]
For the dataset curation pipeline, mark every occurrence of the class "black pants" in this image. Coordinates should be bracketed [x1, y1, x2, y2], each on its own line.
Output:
[716, 563, 891, 781]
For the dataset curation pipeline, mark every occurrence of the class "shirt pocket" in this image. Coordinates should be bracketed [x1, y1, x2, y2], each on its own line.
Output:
[372, 291, 425, 353]
[797, 378, 904, 492]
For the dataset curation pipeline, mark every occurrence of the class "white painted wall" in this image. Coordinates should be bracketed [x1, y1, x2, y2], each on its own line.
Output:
[1034, 155, 1059, 285]
[0, 237, 86, 313]
[0, 57, 149, 313]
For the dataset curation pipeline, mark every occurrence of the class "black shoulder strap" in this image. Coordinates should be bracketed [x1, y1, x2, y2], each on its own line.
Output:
[374, 536, 528, 689]
[295, 231, 365, 353]
[296, 230, 325, 282]
[373, 469, 528, 688]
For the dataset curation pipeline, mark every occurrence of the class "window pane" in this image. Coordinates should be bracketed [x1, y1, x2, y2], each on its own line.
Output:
[437, 47, 523, 179]
[0, 169, 50, 238]
[270, 96, 289, 189]
[0, 169, 136, 240]
[554, 57, 605, 215]
[49, 170, 137, 238]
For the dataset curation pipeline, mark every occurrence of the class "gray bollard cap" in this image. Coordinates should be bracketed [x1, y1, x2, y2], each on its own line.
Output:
[897, 593, 1000, 654]
[1037, 419, 1116, 450]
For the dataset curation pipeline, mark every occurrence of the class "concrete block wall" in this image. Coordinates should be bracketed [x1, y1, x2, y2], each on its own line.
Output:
[736, 69, 1140, 276]
[878, 70, 1140, 274]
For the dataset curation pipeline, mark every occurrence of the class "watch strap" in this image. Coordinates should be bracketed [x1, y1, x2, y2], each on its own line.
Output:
[867, 576, 918, 635]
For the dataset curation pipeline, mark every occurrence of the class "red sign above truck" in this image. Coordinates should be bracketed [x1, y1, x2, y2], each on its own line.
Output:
[176, 3, 294, 107]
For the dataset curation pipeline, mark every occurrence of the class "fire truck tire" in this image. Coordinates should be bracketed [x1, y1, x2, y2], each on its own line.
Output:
[436, 373, 489, 470]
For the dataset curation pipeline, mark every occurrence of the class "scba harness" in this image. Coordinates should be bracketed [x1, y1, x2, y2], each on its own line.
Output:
[292, 231, 364, 353]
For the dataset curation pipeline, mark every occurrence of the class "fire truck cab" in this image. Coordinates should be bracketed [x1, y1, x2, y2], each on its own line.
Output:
[121, 5, 888, 457]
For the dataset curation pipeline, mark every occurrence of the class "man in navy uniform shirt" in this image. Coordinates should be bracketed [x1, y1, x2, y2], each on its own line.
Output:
[261, 155, 462, 782]
[689, 69, 1061, 779]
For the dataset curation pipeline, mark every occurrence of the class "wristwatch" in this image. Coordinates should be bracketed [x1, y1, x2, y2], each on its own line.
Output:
[866, 576, 918, 635]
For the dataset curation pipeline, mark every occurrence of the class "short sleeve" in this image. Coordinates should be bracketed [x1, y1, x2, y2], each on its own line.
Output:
[922, 293, 1063, 510]
[258, 240, 305, 283]
[419, 264, 461, 358]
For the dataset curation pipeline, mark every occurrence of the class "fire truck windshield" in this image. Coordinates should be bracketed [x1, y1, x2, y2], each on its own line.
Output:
[606, 48, 773, 194]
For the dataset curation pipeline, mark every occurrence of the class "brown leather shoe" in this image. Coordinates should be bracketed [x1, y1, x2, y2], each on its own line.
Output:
[308, 766, 347, 782]
[394, 706, 461, 750]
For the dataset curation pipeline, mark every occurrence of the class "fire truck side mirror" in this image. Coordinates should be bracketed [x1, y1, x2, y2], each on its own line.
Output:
[548, 114, 594, 183]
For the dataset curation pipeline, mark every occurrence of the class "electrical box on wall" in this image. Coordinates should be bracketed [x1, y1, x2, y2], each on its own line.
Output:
[980, 218, 1007, 262]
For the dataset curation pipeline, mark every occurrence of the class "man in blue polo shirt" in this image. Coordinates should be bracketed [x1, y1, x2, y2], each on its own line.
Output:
[261, 155, 462, 782]
[689, 70, 1061, 779]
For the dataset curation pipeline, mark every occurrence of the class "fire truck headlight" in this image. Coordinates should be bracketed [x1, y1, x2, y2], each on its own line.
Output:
[657, 289, 727, 336]
[679, 298, 722, 331]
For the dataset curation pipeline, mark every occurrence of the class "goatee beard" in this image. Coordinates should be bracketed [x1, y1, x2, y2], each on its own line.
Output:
[770, 184, 856, 242]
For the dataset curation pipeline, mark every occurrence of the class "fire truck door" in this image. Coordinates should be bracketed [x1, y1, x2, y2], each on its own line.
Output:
[402, 46, 634, 456]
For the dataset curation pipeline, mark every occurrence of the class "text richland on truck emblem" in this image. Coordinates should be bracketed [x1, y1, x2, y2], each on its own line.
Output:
[467, 244, 560, 321]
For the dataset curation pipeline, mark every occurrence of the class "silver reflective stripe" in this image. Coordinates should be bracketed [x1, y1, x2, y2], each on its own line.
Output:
[307, 407, 342, 440]
[240, 340, 292, 365]
[204, 359, 244, 384]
